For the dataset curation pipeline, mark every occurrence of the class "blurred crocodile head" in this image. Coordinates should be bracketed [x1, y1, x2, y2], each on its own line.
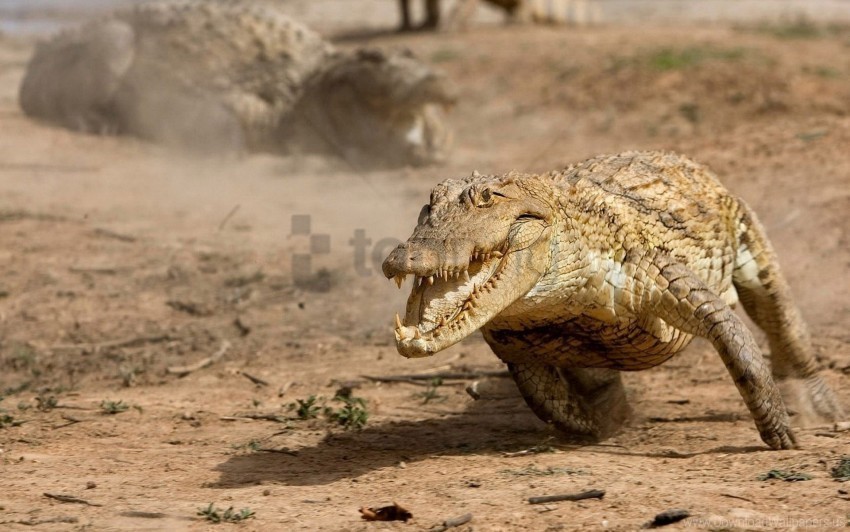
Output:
[298, 48, 456, 168]
[382, 172, 558, 357]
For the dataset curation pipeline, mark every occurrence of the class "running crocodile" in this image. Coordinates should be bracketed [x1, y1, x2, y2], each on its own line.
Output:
[382, 151, 843, 449]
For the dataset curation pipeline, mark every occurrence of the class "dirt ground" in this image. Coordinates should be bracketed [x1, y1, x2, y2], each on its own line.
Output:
[1, 4, 850, 531]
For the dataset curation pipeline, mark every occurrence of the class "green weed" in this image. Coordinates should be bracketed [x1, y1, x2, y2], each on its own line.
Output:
[289, 395, 321, 420]
[414, 377, 446, 405]
[197, 503, 255, 523]
[758, 469, 812, 482]
[648, 46, 746, 71]
[831, 456, 850, 481]
[100, 400, 130, 415]
[327, 395, 368, 430]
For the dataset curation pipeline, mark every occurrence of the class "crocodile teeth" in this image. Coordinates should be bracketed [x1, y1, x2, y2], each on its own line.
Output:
[463, 270, 470, 281]
[427, 276, 434, 285]
[395, 313, 403, 329]
[395, 324, 420, 341]
[491, 250, 503, 258]
[394, 274, 406, 289]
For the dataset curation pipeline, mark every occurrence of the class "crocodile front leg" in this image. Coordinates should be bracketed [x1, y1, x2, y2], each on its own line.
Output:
[508, 363, 628, 441]
[649, 260, 795, 449]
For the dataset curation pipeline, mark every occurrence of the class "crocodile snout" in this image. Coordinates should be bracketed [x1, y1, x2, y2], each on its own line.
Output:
[382, 242, 441, 278]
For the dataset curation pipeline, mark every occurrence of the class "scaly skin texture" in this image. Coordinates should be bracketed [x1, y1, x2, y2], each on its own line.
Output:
[19, 1, 454, 167]
[383, 151, 843, 450]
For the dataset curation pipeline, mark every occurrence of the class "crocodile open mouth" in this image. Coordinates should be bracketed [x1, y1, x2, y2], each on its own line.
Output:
[384, 206, 552, 358]
[389, 249, 506, 357]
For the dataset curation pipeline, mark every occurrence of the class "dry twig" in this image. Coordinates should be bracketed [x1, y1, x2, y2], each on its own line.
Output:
[51, 414, 88, 430]
[1, 516, 79, 526]
[528, 489, 605, 505]
[220, 412, 288, 422]
[167, 340, 231, 375]
[92, 228, 137, 242]
[362, 369, 510, 384]
[240, 372, 269, 387]
[256, 447, 299, 456]
[218, 204, 241, 230]
[430, 512, 472, 531]
[43, 493, 102, 507]
[51, 334, 171, 352]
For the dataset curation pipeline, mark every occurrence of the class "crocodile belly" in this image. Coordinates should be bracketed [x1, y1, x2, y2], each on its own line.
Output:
[483, 316, 694, 370]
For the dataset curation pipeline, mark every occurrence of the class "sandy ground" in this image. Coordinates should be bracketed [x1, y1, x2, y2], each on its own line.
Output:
[1, 3, 850, 531]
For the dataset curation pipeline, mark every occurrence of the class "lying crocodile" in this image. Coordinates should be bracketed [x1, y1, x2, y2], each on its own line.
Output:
[19, 1, 454, 167]
[383, 151, 843, 449]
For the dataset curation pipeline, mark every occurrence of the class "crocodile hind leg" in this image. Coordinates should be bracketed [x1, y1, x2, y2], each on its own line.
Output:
[733, 201, 844, 423]
[508, 363, 628, 441]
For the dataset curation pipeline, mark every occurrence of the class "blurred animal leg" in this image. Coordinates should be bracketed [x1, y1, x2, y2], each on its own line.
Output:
[733, 201, 844, 423]
[508, 362, 628, 440]
[399, 0, 413, 30]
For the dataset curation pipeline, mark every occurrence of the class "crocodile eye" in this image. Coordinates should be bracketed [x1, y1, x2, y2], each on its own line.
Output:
[418, 204, 430, 225]
[480, 188, 492, 204]
[472, 187, 493, 207]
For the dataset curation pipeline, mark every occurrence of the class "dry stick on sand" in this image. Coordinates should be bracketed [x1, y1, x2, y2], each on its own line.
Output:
[218, 204, 241, 231]
[220, 412, 288, 422]
[51, 414, 89, 430]
[119, 511, 195, 521]
[430, 513, 473, 532]
[43, 493, 103, 507]
[1, 516, 79, 526]
[528, 489, 605, 505]
[68, 266, 120, 275]
[256, 447, 299, 456]
[362, 370, 510, 383]
[167, 340, 231, 376]
[239, 371, 269, 387]
[51, 334, 172, 352]
[92, 227, 137, 242]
